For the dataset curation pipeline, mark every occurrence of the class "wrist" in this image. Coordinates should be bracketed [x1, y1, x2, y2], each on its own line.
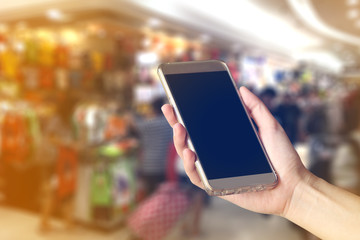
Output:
[281, 168, 317, 219]
[281, 168, 360, 240]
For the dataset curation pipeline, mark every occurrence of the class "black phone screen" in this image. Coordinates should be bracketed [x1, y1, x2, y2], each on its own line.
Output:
[165, 71, 272, 180]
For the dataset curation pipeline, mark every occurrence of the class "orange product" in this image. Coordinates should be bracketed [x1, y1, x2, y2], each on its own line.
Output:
[55, 44, 69, 68]
[39, 67, 54, 89]
[56, 146, 78, 199]
[104, 116, 126, 139]
[0, 34, 7, 43]
[1, 113, 31, 163]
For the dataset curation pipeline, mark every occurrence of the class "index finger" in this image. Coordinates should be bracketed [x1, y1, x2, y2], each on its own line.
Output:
[161, 104, 178, 127]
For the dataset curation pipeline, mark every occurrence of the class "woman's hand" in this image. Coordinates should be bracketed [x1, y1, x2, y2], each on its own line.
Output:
[161, 86, 311, 216]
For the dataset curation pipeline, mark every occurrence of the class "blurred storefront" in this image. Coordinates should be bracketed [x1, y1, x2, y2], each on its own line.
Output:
[0, 3, 239, 232]
[0, 12, 142, 228]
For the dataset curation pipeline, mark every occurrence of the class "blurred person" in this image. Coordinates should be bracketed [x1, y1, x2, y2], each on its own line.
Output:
[163, 86, 360, 240]
[297, 87, 324, 143]
[258, 87, 278, 117]
[332, 89, 360, 195]
[297, 87, 323, 117]
[128, 97, 172, 196]
[39, 96, 79, 232]
[305, 106, 335, 184]
[276, 93, 302, 144]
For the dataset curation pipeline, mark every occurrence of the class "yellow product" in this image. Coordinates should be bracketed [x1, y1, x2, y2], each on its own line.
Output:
[38, 41, 55, 67]
[0, 50, 19, 79]
[91, 51, 104, 73]
[25, 40, 38, 64]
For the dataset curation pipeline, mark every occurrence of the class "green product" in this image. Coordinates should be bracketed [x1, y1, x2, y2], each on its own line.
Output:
[90, 170, 112, 206]
[98, 144, 123, 158]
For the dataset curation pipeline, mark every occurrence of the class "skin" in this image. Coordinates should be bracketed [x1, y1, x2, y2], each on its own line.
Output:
[162, 86, 360, 240]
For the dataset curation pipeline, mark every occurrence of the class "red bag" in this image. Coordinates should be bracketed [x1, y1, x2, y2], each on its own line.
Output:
[127, 182, 189, 240]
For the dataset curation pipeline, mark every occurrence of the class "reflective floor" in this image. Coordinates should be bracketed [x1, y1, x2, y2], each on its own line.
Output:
[0, 197, 304, 240]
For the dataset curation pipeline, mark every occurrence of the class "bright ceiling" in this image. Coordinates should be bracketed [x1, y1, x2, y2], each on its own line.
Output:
[0, 0, 359, 74]
[124, 0, 360, 74]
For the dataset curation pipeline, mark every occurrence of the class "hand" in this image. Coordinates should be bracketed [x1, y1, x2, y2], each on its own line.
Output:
[161, 86, 311, 216]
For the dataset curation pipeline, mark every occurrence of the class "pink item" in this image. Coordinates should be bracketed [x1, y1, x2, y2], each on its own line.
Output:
[128, 182, 189, 240]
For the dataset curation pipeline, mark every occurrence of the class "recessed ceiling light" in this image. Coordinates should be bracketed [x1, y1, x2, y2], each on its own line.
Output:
[347, 9, 359, 19]
[46, 9, 65, 21]
[347, 0, 359, 6]
[147, 18, 161, 28]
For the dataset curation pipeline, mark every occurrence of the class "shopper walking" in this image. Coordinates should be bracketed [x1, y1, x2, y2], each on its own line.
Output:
[131, 97, 173, 196]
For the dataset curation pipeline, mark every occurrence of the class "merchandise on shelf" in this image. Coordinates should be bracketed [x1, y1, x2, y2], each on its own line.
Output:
[0, 101, 41, 164]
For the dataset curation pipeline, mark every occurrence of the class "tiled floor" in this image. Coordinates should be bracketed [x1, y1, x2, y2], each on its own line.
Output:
[0, 198, 304, 240]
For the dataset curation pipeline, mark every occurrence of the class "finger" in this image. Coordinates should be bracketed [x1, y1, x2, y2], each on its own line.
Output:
[239, 87, 280, 133]
[161, 104, 178, 127]
[239, 86, 296, 174]
[183, 148, 203, 188]
[173, 123, 187, 159]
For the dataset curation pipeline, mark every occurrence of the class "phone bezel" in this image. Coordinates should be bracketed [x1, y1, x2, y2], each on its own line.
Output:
[158, 60, 277, 195]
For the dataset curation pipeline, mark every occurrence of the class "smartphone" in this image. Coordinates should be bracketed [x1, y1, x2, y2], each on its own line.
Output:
[158, 60, 277, 196]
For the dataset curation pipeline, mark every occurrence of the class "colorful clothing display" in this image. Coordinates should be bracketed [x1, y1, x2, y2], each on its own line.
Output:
[0, 103, 40, 163]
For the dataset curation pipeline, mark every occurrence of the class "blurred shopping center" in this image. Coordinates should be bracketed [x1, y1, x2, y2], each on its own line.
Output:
[0, 0, 359, 239]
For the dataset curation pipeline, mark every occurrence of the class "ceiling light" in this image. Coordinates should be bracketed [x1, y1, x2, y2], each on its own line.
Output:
[147, 18, 162, 28]
[347, 0, 359, 6]
[347, 9, 359, 19]
[46, 9, 65, 21]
